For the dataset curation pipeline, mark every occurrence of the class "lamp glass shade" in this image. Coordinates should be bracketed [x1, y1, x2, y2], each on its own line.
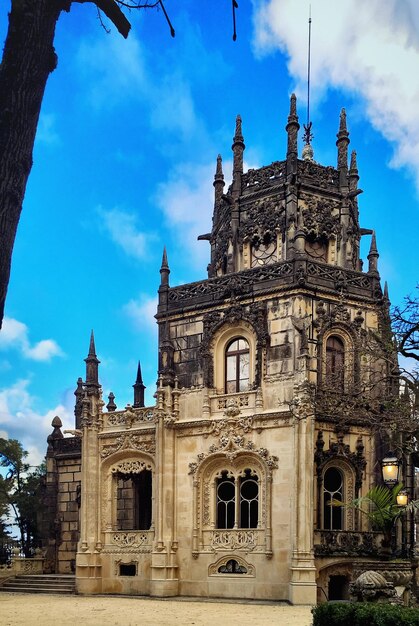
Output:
[396, 490, 408, 507]
[381, 453, 399, 486]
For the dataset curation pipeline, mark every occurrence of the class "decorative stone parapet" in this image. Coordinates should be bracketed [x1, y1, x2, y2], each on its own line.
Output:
[314, 530, 384, 557]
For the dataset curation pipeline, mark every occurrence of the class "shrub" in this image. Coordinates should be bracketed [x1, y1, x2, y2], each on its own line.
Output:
[312, 602, 419, 626]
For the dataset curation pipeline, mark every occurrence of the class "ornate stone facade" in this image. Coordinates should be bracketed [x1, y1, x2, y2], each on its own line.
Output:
[44, 97, 405, 604]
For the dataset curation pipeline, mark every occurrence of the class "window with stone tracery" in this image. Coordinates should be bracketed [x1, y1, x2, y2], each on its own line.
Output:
[322, 466, 344, 530]
[325, 335, 345, 390]
[216, 468, 259, 529]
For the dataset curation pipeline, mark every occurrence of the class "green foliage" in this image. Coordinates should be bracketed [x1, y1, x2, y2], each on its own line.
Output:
[336, 483, 419, 545]
[0, 438, 45, 557]
[312, 602, 419, 626]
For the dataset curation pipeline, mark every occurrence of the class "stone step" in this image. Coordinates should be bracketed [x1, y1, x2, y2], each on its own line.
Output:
[0, 574, 75, 594]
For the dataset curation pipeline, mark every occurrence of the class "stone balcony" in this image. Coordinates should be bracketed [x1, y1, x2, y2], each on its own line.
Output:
[314, 530, 384, 558]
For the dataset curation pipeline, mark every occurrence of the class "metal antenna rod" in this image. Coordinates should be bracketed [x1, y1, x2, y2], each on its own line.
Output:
[303, 5, 313, 146]
[307, 5, 312, 128]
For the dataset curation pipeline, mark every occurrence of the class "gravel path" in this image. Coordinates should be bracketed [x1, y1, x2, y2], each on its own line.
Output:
[0, 593, 313, 626]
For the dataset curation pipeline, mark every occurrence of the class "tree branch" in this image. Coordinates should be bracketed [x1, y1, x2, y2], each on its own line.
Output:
[73, 0, 131, 38]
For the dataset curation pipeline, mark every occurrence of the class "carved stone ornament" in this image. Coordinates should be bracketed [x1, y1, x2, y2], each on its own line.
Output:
[300, 196, 341, 241]
[101, 435, 155, 460]
[241, 161, 286, 193]
[188, 433, 278, 475]
[106, 406, 155, 427]
[314, 430, 366, 490]
[111, 532, 149, 548]
[111, 460, 153, 474]
[200, 302, 269, 388]
[210, 530, 257, 552]
[208, 554, 255, 577]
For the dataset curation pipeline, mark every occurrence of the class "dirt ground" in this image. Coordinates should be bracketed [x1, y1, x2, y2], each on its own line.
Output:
[0, 593, 313, 626]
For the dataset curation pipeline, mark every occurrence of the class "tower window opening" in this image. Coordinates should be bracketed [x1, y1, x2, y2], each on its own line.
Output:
[326, 335, 345, 390]
[116, 469, 152, 531]
[225, 338, 250, 393]
[323, 467, 344, 530]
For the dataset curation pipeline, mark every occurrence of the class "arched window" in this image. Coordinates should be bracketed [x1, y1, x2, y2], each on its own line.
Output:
[225, 338, 250, 393]
[216, 468, 259, 529]
[322, 467, 344, 530]
[326, 335, 345, 390]
[116, 468, 152, 531]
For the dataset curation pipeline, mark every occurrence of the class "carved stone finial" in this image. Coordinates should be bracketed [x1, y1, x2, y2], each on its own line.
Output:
[367, 231, 379, 275]
[160, 246, 170, 287]
[286, 93, 300, 158]
[214, 154, 224, 181]
[336, 108, 350, 172]
[47, 416, 63, 451]
[233, 114, 244, 143]
[106, 392, 117, 412]
[133, 360, 145, 408]
[349, 149, 358, 172]
[85, 331, 100, 388]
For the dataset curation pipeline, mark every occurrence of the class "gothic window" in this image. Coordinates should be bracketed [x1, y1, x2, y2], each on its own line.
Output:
[322, 467, 344, 530]
[325, 335, 345, 390]
[116, 469, 152, 531]
[216, 469, 259, 529]
[218, 559, 248, 574]
[225, 338, 250, 393]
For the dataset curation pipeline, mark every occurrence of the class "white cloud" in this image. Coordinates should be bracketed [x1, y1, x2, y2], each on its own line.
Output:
[36, 113, 60, 146]
[0, 317, 64, 362]
[155, 161, 223, 267]
[77, 32, 149, 109]
[156, 158, 259, 267]
[97, 206, 156, 260]
[123, 294, 158, 333]
[252, 0, 419, 188]
[0, 379, 73, 466]
[76, 32, 204, 142]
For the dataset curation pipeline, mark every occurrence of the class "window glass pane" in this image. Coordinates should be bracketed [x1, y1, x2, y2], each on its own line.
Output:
[238, 339, 248, 351]
[226, 380, 238, 394]
[239, 353, 249, 379]
[226, 355, 237, 381]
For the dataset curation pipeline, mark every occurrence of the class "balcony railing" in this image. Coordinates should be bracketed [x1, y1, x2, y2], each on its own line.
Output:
[314, 530, 384, 557]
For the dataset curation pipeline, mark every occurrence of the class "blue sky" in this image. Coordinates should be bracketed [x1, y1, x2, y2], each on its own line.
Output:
[0, 0, 418, 465]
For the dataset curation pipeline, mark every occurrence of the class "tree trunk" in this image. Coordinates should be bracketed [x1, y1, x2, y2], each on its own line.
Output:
[0, 0, 62, 328]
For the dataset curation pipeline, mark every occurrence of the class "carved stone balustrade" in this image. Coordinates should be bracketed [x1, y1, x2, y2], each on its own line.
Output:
[102, 530, 154, 554]
[210, 391, 256, 415]
[314, 530, 384, 557]
[200, 529, 266, 555]
[102, 406, 156, 431]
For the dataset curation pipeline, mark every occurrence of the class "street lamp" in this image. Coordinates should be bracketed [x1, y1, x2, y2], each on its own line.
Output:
[396, 489, 408, 507]
[381, 452, 400, 486]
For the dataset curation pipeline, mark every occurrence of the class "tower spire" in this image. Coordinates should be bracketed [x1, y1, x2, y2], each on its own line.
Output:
[367, 231, 379, 276]
[84, 330, 100, 387]
[286, 93, 300, 160]
[213, 154, 225, 212]
[133, 360, 146, 408]
[160, 247, 170, 287]
[336, 108, 350, 170]
[231, 115, 245, 197]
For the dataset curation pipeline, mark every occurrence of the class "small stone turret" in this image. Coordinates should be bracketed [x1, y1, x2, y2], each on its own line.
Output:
[231, 114, 245, 198]
[367, 231, 379, 276]
[133, 361, 146, 408]
[336, 108, 350, 190]
[286, 93, 299, 162]
[85, 330, 100, 389]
